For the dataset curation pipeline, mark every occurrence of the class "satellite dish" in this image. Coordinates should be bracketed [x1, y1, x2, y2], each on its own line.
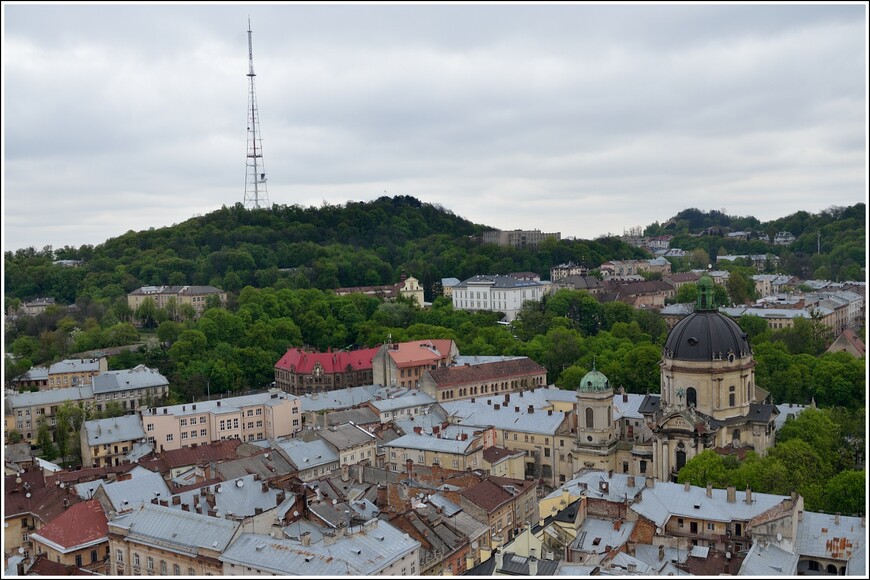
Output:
[656, 527, 663, 534]
[18, 548, 25, 555]
[776, 532, 782, 542]
[332, 499, 337, 505]
[293, 511, 300, 517]
[236, 479, 245, 488]
[25, 492, 31, 498]
[15, 477, 22, 484]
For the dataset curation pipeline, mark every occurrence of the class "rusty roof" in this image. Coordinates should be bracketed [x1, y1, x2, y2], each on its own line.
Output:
[31, 499, 108, 550]
[426, 358, 546, 387]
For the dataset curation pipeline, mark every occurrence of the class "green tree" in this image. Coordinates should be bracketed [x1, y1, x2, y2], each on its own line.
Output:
[820, 470, 866, 516]
[8, 429, 23, 444]
[677, 450, 730, 487]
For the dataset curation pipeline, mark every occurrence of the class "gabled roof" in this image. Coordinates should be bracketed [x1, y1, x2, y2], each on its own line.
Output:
[383, 339, 456, 367]
[461, 476, 533, 513]
[5, 469, 83, 524]
[163, 439, 243, 469]
[82, 415, 145, 447]
[275, 347, 379, 374]
[30, 499, 107, 552]
[92, 365, 168, 394]
[426, 358, 546, 387]
[110, 503, 239, 552]
[483, 446, 523, 465]
[319, 423, 376, 450]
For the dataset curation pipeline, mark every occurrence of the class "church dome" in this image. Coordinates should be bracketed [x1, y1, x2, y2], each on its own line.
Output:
[578, 368, 611, 393]
[664, 310, 751, 361]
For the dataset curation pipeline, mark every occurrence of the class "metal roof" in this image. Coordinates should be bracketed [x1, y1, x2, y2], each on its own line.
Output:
[147, 390, 297, 417]
[299, 384, 409, 413]
[384, 433, 476, 454]
[278, 439, 339, 470]
[570, 516, 635, 554]
[82, 465, 170, 512]
[318, 423, 376, 450]
[367, 392, 436, 412]
[82, 415, 146, 446]
[220, 519, 420, 576]
[92, 365, 168, 394]
[8, 385, 94, 408]
[795, 511, 865, 561]
[739, 541, 799, 576]
[110, 502, 238, 553]
[441, 397, 568, 436]
[48, 358, 102, 375]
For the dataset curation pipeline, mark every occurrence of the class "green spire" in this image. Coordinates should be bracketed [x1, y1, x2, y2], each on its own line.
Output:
[697, 274, 715, 310]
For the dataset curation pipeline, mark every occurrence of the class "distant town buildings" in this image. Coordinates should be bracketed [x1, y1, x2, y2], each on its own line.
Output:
[334, 274, 425, 308]
[482, 229, 561, 249]
[274, 347, 379, 396]
[127, 285, 226, 319]
[451, 275, 546, 322]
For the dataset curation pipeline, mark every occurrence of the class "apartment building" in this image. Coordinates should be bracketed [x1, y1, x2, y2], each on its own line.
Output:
[127, 285, 226, 318]
[109, 503, 239, 576]
[420, 358, 547, 403]
[92, 364, 169, 413]
[460, 476, 539, 548]
[142, 391, 301, 452]
[482, 229, 561, 249]
[371, 339, 459, 389]
[318, 422, 377, 466]
[29, 499, 109, 573]
[384, 431, 485, 472]
[451, 275, 546, 322]
[6, 386, 95, 444]
[80, 415, 147, 468]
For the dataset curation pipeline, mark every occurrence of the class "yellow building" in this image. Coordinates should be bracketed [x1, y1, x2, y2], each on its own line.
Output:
[80, 415, 146, 468]
[30, 499, 109, 573]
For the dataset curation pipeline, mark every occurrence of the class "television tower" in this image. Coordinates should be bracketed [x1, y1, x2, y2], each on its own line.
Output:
[244, 18, 270, 210]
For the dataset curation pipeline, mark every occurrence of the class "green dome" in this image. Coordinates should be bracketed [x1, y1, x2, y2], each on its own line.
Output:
[578, 369, 611, 393]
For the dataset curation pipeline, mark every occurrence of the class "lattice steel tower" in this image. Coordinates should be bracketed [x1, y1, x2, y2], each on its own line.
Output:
[244, 18, 269, 209]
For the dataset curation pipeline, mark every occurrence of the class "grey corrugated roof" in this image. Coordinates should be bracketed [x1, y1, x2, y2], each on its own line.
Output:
[453, 355, 525, 366]
[75, 465, 170, 512]
[457, 274, 544, 289]
[168, 474, 282, 519]
[299, 384, 409, 413]
[739, 541, 799, 576]
[384, 433, 476, 454]
[570, 516, 635, 554]
[498, 553, 560, 576]
[83, 415, 146, 446]
[325, 407, 380, 426]
[441, 278, 461, 287]
[146, 390, 297, 417]
[441, 398, 567, 436]
[278, 439, 339, 470]
[92, 365, 168, 394]
[427, 493, 462, 517]
[8, 385, 94, 408]
[795, 511, 865, 561]
[48, 358, 102, 375]
[220, 520, 420, 575]
[111, 502, 238, 553]
[318, 423, 375, 450]
[368, 392, 436, 412]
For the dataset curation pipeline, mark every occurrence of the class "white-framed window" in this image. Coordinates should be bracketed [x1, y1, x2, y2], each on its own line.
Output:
[200, 429, 207, 437]
[147, 556, 154, 570]
[166, 433, 174, 442]
[256, 420, 263, 427]
[233, 418, 239, 429]
[180, 419, 187, 427]
[146, 423, 154, 432]
[181, 432, 188, 440]
[199, 416, 206, 424]
[292, 418, 299, 427]
[116, 549, 124, 564]
[256, 408, 262, 415]
[133, 553, 140, 567]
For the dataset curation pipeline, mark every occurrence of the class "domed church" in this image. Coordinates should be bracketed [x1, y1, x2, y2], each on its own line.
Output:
[571, 275, 779, 482]
[646, 275, 779, 481]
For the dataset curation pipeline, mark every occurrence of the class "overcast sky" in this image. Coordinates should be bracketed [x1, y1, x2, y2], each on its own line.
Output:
[3, 3, 867, 252]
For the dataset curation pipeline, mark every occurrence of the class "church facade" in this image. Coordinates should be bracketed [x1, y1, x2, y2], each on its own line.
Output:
[573, 275, 779, 482]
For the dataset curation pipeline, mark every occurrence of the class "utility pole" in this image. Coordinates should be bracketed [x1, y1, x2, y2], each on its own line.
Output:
[817, 231, 821, 254]
[243, 17, 270, 209]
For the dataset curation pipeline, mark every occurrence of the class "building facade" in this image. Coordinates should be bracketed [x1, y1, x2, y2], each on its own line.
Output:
[451, 275, 546, 322]
[274, 347, 379, 396]
[371, 339, 458, 389]
[92, 365, 169, 414]
[420, 358, 547, 403]
[127, 285, 226, 319]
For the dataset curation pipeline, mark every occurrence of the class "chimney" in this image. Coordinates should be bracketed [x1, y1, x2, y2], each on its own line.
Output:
[301, 531, 311, 546]
[706, 482, 713, 498]
[358, 464, 364, 484]
[658, 544, 665, 561]
[684, 481, 690, 492]
[548, 409, 553, 416]
[528, 405, 534, 414]
[608, 469, 613, 479]
[181, 504, 189, 512]
[433, 425, 440, 434]
[495, 550, 504, 571]
[745, 486, 752, 505]
[835, 513, 840, 525]
[528, 556, 538, 576]
[645, 476, 655, 488]
[515, 406, 520, 413]
[494, 404, 501, 410]
[414, 426, 422, 434]
[461, 433, 468, 441]
[627, 475, 635, 488]
[341, 464, 350, 482]
[727, 486, 736, 503]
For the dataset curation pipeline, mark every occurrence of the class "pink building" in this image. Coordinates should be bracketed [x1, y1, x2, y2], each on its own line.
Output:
[142, 391, 300, 452]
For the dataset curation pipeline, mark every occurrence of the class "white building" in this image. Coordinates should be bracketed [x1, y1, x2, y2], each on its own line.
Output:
[451, 275, 546, 322]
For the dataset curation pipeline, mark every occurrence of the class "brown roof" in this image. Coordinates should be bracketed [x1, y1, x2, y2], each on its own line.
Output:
[5, 469, 83, 525]
[666, 272, 701, 283]
[386, 340, 456, 368]
[45, 463, 138, 487]
[426, 358, 546, 388]
[26, 554, 97, 576]
[162, 439, 243, 468]
[482, 446, 523, 465]
[31, 499, 108, 550]
[460, 476, 533, 513]
[604, 280, 674, 295]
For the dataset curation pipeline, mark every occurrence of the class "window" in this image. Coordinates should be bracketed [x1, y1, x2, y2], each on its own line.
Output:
[189, 568, 195, 575]
[199, 416, 206, 424]
[91, 550, 98, 563]
[544, 448, 550, 458]
[180, 419, 187, 427]
[116, 550, 124, 564]
[75, 555, 83, 567]
[707, 522, 715, 531]
[256, 408, 262, 415]
[640, 460, 647, 473]
[200, 429, 207, 437]
[247, 410, 254, 416]
[729, 386, 736, 407]
[166, 433, 173, 442]
[146, 423, 154, 432]
[293, 419, 299, 427]
[678, 518, 684, 528]
[173, 564, 180, 575]
[160, 560, 167, 575]
[585, 407, 594, 429]
[147, 556, 154, 570]
[233, 418, 239, 429]
[181, 431, 188, 440]
[133, 553, 140, 567]
[256, 420, 263, 427]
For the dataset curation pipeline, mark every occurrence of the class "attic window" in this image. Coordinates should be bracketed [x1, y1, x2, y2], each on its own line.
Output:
[694, 504, 701, 509]
[592, 538, 601, 546]
[687, 337, 699, 346]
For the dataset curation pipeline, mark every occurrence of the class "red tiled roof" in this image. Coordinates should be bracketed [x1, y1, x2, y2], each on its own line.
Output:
[385, 340, 456, 368]
[275, 347, 379, 374]
[842, 328, 865, 356]
[426, 358, 545, 387]
[26, 554, 98, 576]
[162, 439, 243, 468]
[31, 499, 108, 550]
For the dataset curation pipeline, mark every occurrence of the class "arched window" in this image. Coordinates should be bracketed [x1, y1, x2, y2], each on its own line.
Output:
[732, 429, 740, 442]
[686, 387, 697, 408]
[585, 407, 594, 429]
[729, 386, 736, 407]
